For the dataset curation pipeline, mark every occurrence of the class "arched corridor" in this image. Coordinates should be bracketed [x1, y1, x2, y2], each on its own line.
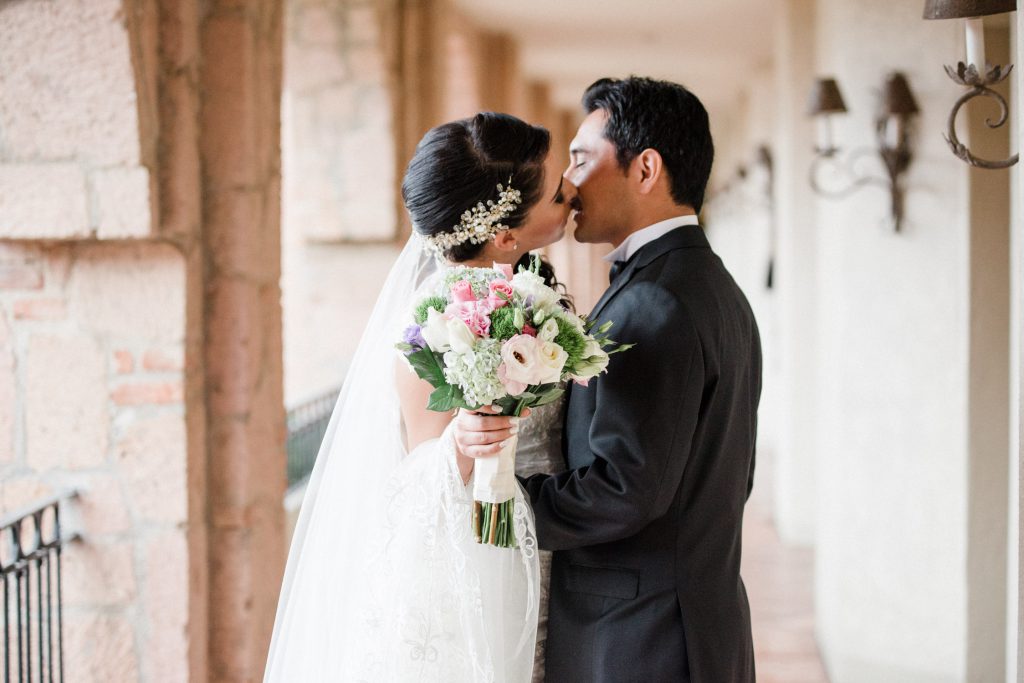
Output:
[0, 0, 1022, 681]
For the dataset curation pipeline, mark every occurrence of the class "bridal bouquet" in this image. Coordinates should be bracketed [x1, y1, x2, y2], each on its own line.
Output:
[397, 258, 631, 547]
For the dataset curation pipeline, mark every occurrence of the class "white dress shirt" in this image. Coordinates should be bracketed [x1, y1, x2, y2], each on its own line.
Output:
[602, 214, 701, 264]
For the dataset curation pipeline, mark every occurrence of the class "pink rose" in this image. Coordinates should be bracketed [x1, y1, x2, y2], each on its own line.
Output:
[448, 300, 492, 337]
[493, 262, 514, 280]
[463, 308, 491, 337]
[488, 279, 514, 309]
[450, 280, 476, 303]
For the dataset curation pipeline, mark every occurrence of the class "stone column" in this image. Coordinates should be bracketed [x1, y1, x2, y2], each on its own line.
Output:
[198, 2, 286, 680]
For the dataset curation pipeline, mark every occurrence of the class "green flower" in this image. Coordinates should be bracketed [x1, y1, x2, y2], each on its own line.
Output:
[553, 314, 587, 368]
[414, 296, 448, 324]
[489, 306, 521, 341]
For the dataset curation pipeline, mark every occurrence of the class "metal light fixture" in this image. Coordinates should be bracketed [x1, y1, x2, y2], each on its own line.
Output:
[923, 0, 1017, 169]
[807, 72, 919, 232]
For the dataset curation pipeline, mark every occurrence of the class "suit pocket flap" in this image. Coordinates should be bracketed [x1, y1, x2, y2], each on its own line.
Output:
[566, 564, 639, 600]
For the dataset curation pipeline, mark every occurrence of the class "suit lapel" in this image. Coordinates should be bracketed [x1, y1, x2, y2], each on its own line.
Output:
[588, 224, 710, 320]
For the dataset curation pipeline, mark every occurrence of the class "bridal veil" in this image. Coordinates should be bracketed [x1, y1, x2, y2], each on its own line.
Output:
[264, 237, 540, 682]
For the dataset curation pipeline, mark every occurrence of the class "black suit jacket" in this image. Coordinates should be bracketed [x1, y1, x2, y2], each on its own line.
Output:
[522, 225, 761, 682]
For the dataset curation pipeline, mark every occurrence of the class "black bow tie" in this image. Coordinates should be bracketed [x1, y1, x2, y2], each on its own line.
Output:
[608, 260, 628, 284]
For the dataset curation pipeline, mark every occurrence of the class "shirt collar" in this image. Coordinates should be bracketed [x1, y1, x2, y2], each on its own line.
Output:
[602, 214, 701, 264]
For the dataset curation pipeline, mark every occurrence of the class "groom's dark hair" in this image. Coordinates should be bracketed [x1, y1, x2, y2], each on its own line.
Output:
[582, 77, 714, 213]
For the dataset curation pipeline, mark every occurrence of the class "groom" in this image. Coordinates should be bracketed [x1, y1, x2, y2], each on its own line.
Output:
[457, 76, 761, 682]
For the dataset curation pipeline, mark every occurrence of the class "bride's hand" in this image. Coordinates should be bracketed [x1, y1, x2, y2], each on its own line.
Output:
[454, 406, 532, 460]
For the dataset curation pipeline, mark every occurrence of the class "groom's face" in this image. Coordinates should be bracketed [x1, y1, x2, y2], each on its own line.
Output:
[565, 109, 630, 246]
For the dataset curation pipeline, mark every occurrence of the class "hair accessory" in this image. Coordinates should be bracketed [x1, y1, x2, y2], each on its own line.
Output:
[420, 181, 523, 256]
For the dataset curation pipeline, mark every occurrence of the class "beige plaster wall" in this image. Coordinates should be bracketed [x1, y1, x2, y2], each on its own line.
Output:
[707, 1, 1017, 680]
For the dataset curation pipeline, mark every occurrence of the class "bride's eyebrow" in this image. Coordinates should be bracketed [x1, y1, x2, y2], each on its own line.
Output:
[550, 176, 564, 202]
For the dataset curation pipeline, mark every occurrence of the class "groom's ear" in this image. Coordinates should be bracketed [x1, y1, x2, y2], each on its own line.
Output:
[633, 148, 664, 196]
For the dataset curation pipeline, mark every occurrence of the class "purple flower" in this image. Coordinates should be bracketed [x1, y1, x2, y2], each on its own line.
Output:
[402, 324, 427, 355]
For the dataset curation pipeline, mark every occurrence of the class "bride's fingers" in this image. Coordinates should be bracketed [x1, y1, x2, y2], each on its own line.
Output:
[460, 441, 506, 459]
[458, 412, 518, 432]
[461, 427, 514, 446]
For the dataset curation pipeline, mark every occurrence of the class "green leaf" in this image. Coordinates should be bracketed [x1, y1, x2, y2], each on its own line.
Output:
[493, 396, 520, 415]
[406, 348, 446, 387]
[530, 387, 565, 407]
[427, 383, 468, 412]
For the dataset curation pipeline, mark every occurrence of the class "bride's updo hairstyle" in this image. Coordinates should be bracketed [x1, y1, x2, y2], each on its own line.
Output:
[402, 112, 550, 263]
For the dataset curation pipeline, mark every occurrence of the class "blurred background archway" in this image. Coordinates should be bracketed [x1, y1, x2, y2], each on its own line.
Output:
[0, 1, 1021, 681]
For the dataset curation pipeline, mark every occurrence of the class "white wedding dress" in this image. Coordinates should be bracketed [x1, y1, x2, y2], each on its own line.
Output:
[264, 238, 565, 682]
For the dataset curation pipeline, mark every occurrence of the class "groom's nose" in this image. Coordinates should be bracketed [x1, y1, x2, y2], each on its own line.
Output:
[561, 178, 580, 208]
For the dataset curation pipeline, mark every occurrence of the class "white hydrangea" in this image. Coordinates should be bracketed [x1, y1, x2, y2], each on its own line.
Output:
[443, 339, 507, 407]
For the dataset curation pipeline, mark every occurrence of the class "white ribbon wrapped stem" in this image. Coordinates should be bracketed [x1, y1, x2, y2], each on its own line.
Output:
[472, 433, 518, 503]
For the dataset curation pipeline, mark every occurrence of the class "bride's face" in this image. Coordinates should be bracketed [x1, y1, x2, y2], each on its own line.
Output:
[511, 157, 577, 252]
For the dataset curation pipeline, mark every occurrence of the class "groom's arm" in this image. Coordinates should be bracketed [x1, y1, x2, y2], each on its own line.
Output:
[522, 281, 704, 551]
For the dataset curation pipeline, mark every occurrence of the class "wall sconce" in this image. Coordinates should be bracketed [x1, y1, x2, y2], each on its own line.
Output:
[923, 0, 1017, 169]
[807, 72, 919, 232]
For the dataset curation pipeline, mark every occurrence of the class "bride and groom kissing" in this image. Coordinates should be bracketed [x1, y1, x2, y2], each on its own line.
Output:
[265, 76, 762, 682]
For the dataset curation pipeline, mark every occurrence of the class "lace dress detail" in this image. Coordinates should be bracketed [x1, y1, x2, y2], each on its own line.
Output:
[514, 394, 567, 683]
[350, 425, 541, 682]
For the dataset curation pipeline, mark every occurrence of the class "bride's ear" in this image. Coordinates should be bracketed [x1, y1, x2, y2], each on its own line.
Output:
[492, 229, 520, 254]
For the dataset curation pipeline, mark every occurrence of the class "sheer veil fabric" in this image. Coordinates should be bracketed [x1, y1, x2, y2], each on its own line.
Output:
[264, 237, 541, 682]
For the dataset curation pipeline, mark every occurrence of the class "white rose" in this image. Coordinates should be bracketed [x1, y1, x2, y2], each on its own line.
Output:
[538, 318, 560, 342]
[511, 270, 560, 312]
[537, 341, 568, 383]
[446, 316, 477, 354]
[420, 307, 451, 351]
[500, 334, 546, 386]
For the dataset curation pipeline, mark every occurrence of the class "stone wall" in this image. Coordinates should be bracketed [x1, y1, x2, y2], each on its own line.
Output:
[0, 0, 153, 239]
[0, 1, 287, 681]
[0, 242, 188, 681]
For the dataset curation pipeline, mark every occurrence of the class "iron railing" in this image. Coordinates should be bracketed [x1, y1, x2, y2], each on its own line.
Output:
[1, 491, 78, 683]
[286, 387, 341, 488]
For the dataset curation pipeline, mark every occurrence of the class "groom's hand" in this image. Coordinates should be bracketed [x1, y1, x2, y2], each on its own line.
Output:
[454, 406, 531, 459]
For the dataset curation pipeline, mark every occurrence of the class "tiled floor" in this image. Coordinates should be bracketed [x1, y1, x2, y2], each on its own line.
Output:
[743, 476, 831, 682]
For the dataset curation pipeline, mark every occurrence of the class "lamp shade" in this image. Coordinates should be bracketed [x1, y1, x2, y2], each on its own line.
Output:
[881, 72, 919, 116]
[923, 0, 1015, 19]
[807, 78, 848, 116]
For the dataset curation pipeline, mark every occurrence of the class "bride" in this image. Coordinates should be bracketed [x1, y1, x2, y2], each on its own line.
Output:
[264, 112, 577, 682]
